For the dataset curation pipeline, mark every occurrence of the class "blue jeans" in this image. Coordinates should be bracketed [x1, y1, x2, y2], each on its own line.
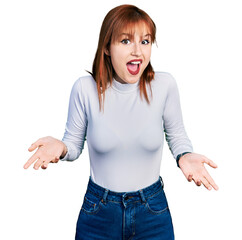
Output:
[75, 176, 175, 240]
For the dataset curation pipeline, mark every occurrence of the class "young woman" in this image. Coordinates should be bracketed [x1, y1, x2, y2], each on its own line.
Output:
[24, 4, 218, 240]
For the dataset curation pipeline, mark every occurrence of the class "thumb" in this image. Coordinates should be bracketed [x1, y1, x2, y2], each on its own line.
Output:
[205, 158, 218, 168]
[28, 139, 43, 152]
[28, 143, 38, 152]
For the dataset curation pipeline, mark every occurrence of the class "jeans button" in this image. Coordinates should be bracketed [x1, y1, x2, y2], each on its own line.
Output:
[124, 196, 133, 200]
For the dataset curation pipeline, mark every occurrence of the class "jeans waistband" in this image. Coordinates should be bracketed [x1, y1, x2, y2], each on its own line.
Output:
[85, 176, 164, 205]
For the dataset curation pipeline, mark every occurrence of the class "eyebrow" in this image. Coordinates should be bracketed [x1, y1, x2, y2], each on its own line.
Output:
[120, 33, 133, 38]
[119, 33, 152, 38]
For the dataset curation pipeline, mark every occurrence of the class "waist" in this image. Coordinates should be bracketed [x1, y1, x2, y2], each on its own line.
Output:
[85, 175, 164, 203]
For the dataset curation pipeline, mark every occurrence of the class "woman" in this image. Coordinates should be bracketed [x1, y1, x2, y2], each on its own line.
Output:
[24, 4, 218, 240]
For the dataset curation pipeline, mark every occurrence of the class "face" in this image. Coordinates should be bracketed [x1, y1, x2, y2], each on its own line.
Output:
[108, 23, 152, 84]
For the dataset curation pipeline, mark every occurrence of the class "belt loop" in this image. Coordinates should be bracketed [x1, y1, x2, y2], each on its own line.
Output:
[102, 189, 109, 204]
[139, 190, 146, 203]
[160, 176, 164, 189]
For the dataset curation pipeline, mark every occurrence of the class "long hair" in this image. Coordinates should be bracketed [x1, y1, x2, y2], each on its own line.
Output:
[89, 4, 156, 112]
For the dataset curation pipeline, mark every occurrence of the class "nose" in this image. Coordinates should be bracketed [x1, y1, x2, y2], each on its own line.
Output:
[131, 42, 142, 57]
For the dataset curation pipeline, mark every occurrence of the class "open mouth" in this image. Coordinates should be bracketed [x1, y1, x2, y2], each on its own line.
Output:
[126, 59, 142, 75]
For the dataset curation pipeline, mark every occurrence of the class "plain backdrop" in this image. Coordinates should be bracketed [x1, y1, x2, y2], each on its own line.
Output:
[1, 0, 241, 239]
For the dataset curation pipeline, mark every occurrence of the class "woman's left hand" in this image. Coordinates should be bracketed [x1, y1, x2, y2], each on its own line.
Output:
[178, 152, 219, 191]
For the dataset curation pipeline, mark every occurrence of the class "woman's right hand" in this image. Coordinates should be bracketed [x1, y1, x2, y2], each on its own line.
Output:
[24, 136, 67, 170]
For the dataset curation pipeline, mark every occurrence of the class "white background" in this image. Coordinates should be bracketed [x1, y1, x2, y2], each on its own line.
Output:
[1, 0, 241, 239]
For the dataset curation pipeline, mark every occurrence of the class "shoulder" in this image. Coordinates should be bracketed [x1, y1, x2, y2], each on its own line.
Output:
[74, 74, 96, 87]
[72, 74, 97, 94]
[153, 71, 177, 89]
[154, 71, 175, 83]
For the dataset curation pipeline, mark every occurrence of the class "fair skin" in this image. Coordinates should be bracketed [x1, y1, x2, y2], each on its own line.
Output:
[23, 136, 67, 170]
[106, 22, 152, 85]
[179, 153, 218, 190]
[24, 23, 219, 192]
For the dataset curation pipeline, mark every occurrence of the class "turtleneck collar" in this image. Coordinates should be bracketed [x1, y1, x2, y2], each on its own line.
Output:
[111, 77, 140, 93]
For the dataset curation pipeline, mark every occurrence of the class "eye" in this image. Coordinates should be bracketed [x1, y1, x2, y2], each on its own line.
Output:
[142, 39, 150, 45]
[121, 39, 131, 44]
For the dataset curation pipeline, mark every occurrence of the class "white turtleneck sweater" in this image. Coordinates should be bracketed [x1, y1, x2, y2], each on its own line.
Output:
[60, 72, 193, 192]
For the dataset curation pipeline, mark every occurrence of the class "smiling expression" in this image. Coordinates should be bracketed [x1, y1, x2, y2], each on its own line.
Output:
[107, 21, 152, 84]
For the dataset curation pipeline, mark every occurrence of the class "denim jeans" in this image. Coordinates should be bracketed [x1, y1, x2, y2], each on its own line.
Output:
[75, 176, 175, 240]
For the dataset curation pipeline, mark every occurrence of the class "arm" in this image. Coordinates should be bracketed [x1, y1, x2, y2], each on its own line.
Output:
[60, 78, 88, 161]
[162, 73, 194, 161]
[24, 78, 87, 170]
[162, 74, 218, 190]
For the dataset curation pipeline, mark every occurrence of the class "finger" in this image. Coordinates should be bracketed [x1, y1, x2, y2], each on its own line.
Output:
[187, 174, 193, 182]
[41, 157, 54, 169]
[201, 177, 212, 191]
[196, 180, 202, 186]
[203, 172, 219, 191]
[204, 157, 218, 168]
[193, 177, 202, 187]
[24, 152, 39, 169]
[41, 162, 48, 170]
[50, 156, 59, 163]
[42, 156, 57, 169]
[33, 157, 44, 170]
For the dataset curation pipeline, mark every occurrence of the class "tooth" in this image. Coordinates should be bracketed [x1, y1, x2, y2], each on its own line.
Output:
[130, 61, 141, 64]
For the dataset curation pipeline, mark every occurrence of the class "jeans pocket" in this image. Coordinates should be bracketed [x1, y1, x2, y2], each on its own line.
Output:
[81, 192, 103, 215]
[145, 189, 169, 215]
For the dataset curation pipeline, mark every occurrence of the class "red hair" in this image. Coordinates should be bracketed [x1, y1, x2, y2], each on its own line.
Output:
[90, 4, 156, 112]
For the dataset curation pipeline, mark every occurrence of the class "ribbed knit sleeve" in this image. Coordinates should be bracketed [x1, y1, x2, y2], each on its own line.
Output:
[162, 74, 193, 161]
[60, 78, 88, 161]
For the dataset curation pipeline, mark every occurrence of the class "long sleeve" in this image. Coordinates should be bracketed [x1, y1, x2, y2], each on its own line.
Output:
[162, 74, 193, 162]
[60, 78, 88, 161]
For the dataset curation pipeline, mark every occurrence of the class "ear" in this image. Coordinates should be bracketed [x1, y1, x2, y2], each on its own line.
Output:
[104, 47, 110, 56]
